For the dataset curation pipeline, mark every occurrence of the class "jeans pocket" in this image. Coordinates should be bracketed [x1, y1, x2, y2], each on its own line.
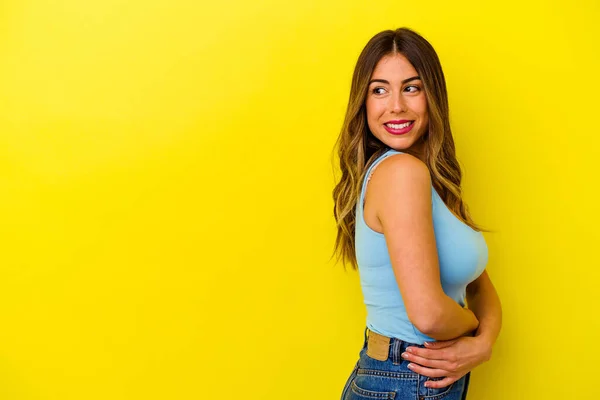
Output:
[422, 376, 458, 400]
[348, 380, 396, 399]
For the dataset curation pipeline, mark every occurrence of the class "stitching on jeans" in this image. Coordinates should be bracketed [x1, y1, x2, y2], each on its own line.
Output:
[341, 362, 360, 399]
[357, 368, 416, 379]
[422, 379, 456, 400]
[351, 381, 396, 399]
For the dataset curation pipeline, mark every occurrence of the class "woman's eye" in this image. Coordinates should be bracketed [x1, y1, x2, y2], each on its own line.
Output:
[372, 87, 386, 94]
[405, 85, 420, 93]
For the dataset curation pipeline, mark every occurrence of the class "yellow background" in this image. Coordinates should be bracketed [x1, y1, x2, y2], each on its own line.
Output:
[1, 0, 598, 399]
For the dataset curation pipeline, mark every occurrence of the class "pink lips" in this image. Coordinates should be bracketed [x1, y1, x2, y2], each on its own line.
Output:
[383, 121, 415, 135]
[385, 119, 412, 124]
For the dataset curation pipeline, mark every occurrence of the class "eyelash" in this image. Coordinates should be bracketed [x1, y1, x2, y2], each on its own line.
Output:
[372, 85, 420, 94]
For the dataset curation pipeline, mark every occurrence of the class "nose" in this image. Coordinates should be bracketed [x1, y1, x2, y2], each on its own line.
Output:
[389, 91, 406, 113]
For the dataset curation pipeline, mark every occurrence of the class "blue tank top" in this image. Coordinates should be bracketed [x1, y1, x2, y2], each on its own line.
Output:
[355, 149, 488, 344]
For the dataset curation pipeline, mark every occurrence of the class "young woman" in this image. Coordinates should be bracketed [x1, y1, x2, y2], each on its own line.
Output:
[332, 28, 502, 400]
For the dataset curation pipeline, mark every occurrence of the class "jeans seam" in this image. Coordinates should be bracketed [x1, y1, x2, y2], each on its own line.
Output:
[350, 380, 396, 399]
[357, 368, 417, 379]
[341, 361, 359, 400]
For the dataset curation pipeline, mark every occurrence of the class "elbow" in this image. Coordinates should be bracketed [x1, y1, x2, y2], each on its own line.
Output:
[411, 315, 440, 337]
[408, 307, 443, 337]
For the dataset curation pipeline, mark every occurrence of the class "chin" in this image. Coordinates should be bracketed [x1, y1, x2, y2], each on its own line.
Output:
[382, 136, 416, 147]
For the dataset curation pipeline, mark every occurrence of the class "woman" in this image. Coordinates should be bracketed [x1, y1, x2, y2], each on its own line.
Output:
[332, 27, 502, 399]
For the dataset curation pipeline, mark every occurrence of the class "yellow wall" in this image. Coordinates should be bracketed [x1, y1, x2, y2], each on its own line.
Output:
[1, 0, 598, 399]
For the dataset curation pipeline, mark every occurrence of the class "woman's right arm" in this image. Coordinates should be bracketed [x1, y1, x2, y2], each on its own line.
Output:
[369, 153, 479, 341]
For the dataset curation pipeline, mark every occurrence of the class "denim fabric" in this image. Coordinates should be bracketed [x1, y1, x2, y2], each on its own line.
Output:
[341, 328, 471, 400]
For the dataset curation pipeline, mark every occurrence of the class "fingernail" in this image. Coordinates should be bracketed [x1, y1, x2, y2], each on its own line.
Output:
[401, 352, 409, 358]
[424, 342, 432, 347]
[425, 382, 430, 388]
[406, 347, 414, 353]
[407, 363, 414, 369]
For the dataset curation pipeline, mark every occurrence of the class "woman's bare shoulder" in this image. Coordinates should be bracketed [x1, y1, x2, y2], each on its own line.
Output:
[369, 153, 431, 191]
[363, 152, 432, 232]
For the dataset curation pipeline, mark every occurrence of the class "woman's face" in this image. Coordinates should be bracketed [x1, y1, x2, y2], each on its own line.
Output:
[365, 53, 429, 155]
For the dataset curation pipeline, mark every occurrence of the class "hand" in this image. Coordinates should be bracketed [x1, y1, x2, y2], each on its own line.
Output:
[401, 336, 492, 389]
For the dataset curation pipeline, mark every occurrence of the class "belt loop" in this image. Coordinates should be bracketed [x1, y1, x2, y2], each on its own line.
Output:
[391, 338, 403, 365]
[364, 327, 369, 347]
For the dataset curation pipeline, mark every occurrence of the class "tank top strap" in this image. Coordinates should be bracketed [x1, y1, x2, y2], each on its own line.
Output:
[359, 149, 405, 212]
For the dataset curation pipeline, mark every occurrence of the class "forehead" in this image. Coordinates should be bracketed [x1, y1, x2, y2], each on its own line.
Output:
[371, 53, 418, 81]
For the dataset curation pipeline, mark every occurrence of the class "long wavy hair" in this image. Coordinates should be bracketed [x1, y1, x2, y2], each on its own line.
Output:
[331, 27, 486, 271]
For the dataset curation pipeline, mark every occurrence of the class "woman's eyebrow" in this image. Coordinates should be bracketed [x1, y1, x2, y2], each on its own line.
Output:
[368, 76, 421, 85]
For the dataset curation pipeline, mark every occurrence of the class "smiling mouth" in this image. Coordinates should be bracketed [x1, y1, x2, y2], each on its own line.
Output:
[384, 121, 414, 129]
[383, 121, 415, 135]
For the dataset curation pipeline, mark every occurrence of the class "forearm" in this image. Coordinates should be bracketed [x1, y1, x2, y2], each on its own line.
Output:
[418, 295, 480, 341]
[466, 270, 502, 352]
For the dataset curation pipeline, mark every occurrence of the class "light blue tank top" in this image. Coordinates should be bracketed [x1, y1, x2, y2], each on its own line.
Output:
[355, 149, 488, 344]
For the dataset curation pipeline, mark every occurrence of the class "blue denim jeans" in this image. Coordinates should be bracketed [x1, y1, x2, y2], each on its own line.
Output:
[341, 327, 471, 400]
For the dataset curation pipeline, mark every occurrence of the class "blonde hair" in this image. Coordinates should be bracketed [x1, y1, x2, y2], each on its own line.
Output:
[331, 27, 486, 271]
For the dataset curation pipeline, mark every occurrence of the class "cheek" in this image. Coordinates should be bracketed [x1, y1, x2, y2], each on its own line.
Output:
[366, 99, 384, 120]
[418, 97, 428, 117]
[365, 100, 376, 122]
[409, 99, 428, 122]
[365, 102, 381, 133]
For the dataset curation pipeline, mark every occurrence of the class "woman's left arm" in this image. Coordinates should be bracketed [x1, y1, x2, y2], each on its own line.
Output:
[401, 270, 502, 388]
[465, 269, 503, 356]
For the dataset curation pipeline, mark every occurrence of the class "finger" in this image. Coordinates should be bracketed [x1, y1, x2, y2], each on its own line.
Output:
[405, 347, 449, 361]
[402, 352, 448, 370]
[425, 376, 457, 389]
[406, 363, 448, 378]
[424, 339, 457, 349]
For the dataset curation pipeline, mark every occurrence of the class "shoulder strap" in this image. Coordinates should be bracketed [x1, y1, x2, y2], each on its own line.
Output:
[359, 149, 404, 210]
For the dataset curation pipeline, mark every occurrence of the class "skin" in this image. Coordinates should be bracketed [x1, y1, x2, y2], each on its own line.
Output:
[402, 269, 502, 389]
[364, 53, 503, 388]
[365, 53, 428, 162]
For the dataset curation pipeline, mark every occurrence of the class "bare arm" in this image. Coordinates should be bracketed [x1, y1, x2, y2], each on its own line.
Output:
[370, 154, 479, 340]
[466, 269, 502, 355]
